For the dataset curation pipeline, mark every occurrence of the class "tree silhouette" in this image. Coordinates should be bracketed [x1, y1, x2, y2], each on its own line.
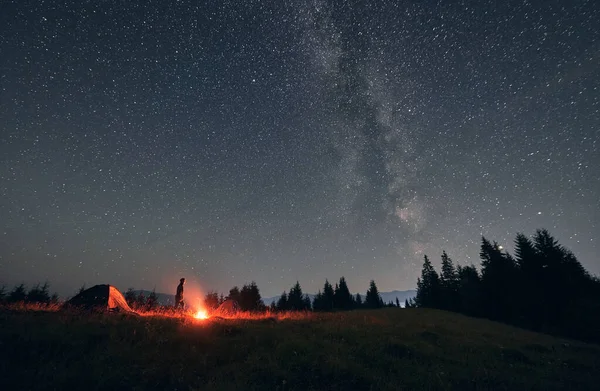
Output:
[514, 233, 544, 329]
[410, 228, 600, 344]
[227, 286, 241, 304]
[9, 284, 27, 303]
[27, 282, 51, 304]
[334, 277, 353, 310]
[276, 291, 288, 311]
[365, 280, 383, 309]
[322, 280, 335, 310]
[287, 281, 310, 311]
[456, 264, 482, 316]
[239, 281, 265, 311]
[439, 251, 460, 311]
[479, 237, 517, 321]
[415, 255, 441, 308]
[354, 293, 363, 308]
[204, 291, 220, 311]
[312, 290, 325, 311]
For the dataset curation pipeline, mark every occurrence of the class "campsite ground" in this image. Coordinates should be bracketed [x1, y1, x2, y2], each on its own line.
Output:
[1, 306, 599, 391]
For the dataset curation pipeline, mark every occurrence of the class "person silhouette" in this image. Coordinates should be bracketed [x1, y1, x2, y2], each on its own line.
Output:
[175, 278, 185, 309]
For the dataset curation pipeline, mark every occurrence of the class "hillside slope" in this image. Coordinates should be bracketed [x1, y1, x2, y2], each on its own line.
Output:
[1, 307, 598, 390]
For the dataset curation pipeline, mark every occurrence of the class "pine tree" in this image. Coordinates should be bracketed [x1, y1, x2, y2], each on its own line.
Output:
[439, 251, 459, 311]
[334, 277, 353, 310]
[239, 281, 264, 311]
[27, 282, 51, 304]
[9, 283, 27, 303]
[276, 291, 288, 311]
[514, 233, 544, 329]
[415, 255, 441, 308]
[479, 237, 517, 321]
[302, 295, 312, 311]
[456, 264, 482, 316]
[312, 290, 324, 311]
[227, 286, 241, 303]
[287, 281, 309, 311]
[354, 293, 363, 308]
[365, 280, 383, 309]
[321, 280, 335, 311]
[204, 291, 220, 310]
[395, 297, 400, 307]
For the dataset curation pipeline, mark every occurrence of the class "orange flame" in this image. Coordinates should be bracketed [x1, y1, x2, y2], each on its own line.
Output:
[194, 309, 209, 320]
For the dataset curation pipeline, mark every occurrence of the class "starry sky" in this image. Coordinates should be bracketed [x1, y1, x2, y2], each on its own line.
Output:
[1, 0, 599, 299]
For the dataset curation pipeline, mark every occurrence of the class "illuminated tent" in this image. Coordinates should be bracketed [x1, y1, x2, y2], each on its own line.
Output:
[213, 299, 240, 317]
[64, 284, 136, 313]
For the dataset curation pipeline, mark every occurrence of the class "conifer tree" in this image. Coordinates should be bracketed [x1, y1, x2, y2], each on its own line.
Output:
[365, 280, 384, 309]
[354, 293, 363, 308]
[440, 251, 459, 311]
[322, 279, 335, 311]
[204, 291, 221, 310]
[334, 277, 353, 310]
[227, 286, 241, 303]
[415, 255, 441, 308]
[239, 281, 265, 311]
[287, 281, 309, 310]
[276, 291, 288, 311]
[312, 290, 324, 311]
[9, 283, 27, 303]
[479, 237, 517, 321]
[27, 282, 51, 304]
[456, 264, 482, 316]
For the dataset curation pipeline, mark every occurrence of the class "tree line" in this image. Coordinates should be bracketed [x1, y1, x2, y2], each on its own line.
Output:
[124, 288, 160, 311]
[202, 278, 392, 313]
[0, 282, 59, 306]
[413, 228, 600, 343]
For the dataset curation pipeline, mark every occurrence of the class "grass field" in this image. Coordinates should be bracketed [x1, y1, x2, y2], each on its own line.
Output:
[1, 306, 599, 391]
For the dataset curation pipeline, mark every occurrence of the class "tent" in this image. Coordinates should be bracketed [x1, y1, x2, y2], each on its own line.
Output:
[213, 299, 240, 317]
[63, 284, 136, 313]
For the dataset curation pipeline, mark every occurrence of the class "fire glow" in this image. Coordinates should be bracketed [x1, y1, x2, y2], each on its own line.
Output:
[194, 309, 209, 320]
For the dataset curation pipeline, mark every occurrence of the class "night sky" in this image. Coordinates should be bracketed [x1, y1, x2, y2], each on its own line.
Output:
[1, 0, 599, 299]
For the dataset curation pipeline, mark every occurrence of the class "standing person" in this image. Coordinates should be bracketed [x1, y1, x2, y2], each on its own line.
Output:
[175, 278, 185, 309]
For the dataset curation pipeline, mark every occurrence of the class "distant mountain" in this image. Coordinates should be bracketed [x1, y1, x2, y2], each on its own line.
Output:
[261, 290, 417, 307]
[132, 289, 417, 308]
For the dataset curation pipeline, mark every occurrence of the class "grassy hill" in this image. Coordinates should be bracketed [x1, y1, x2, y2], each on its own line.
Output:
[1, 306, 598, 390]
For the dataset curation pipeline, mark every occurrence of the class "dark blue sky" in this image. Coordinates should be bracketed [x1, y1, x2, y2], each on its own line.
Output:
[1, 0, 598, 298]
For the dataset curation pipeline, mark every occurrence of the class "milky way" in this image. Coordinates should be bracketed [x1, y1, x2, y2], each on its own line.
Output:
[1, 0, 599, 298]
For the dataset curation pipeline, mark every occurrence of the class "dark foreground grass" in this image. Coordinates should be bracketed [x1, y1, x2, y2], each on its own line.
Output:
[1, 307, 599, 391]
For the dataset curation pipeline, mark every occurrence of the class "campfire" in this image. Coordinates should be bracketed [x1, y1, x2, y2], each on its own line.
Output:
[194, 309, 209, 320]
